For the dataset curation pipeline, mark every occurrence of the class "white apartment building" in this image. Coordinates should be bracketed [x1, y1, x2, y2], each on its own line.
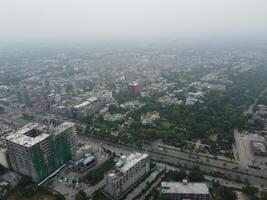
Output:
[104, 153, 150, 200]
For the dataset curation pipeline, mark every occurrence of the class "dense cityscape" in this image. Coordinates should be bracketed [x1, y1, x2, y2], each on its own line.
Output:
[1, 0, 267, 199]
[0, 42, 267, 200]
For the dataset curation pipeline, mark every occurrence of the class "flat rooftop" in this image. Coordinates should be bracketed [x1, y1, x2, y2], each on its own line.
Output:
[73, 97, 98, 110]
[80, 154, 96, 165]
[5, 121, 75, 147]
[5, 123, 49, 148]
[73, 101, 91, 110]
[119, 152, 148, 172]
[107, 153, 149, 179]
[53, 121, 75, 136]
[128, 82, 140, 86]
[161, 181, 209, 195]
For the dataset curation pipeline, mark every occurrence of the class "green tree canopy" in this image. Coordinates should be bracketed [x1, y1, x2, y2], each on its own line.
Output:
[188, 166, 204, 182]
[75, 189, 87, 200]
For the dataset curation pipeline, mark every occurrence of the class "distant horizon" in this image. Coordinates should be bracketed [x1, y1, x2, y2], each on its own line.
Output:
[1, 0, 267, 44]
[1, 35, 267, 49]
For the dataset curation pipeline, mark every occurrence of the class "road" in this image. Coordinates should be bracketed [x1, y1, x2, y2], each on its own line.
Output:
[243, 87, 267, 115]
[78, 136, 267, 190]
[234, 129, 249, 170]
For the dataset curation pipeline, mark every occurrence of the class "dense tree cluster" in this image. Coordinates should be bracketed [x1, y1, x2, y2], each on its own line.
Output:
[213, 186, 237, 200]
[75, 190, 87, 200]
[84, 67, 267, 155]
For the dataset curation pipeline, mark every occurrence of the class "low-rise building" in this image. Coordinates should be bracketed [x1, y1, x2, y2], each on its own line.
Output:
[161, 180, 210, 200]
[72, 154, 96, 173]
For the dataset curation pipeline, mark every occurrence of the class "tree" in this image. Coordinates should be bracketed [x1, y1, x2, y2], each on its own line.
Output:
[215, 186, 237, 200]
[188, 166, 204, 182]
[242, 186, 259, 200]
[260, 191, 267, 200]
[54, 193, 66, 200]
[19, 185, 37, 198]
[75, 189, 87, 200]
[223, 187, 237, 200]
[168, 169, 187, 181]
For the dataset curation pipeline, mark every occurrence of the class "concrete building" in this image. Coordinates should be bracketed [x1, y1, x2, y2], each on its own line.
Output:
[161, 180, 209, 200]
[73, 92, 112, 120]
[5, 121, 77, 183]
[72, 97, 101, 119]
[104, 153, 150, 200]
[128, 82, 143, 97]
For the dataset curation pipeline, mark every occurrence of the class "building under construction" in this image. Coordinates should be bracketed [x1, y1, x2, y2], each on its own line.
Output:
[5, 121, 77, 183]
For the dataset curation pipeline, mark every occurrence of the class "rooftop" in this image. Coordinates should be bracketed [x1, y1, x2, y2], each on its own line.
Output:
[73, 101, 91, 110]
[5, 121, 75, 147]
[73, 97, 98, 110]
[5, 123, 49, 148]
[128, 82, 140, 86]
[53, 121, 75, 136]
[161, 181, 209, 195]
[106, 152, 149, 179]
[118, 152, 148, 172]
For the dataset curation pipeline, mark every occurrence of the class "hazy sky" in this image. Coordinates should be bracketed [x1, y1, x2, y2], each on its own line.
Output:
[1, 0, 267, 42]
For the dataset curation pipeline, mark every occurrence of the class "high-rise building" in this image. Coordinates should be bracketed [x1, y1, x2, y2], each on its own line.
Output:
[5, 121, 77, 183]
[17, 89, 31, 105]
[128, 82, 143, 97]
[161, 180, 210, 200]
[104, 153, 150, 200]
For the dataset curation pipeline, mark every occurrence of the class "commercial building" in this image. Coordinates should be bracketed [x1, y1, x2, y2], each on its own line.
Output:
[72, 92, 113, 120]
[72, 97, 98, 119]
[5, 121, 77, 183]
[128, 82, 143, 97]
[161, 180, 210, 200]
[104, 153, 150, 200]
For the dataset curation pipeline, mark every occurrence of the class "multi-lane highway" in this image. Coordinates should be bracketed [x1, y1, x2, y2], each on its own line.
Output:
[78, 136, 267, 189]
